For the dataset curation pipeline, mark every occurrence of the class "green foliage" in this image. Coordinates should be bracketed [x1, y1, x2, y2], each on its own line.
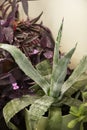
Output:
[61, 56, 87, 96]
[24, 96, 54, 130]
[45, 107, 62, 130]
[29, 95, 54, 121]
[1, 21, 87, 129]
[36, 60, 52, 83]
[36, 60, 52, 76]
[68, 103, 87, 129]
[3, 95, 40, 130]
[50, 19, 76, 98]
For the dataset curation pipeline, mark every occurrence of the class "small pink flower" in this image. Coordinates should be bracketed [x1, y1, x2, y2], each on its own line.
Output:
[33, 49, 39, 54]
[12, 83, 19, 90]
[0, 20, 6, 25]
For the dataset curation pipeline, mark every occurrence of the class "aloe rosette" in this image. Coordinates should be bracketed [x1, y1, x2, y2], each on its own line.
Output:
[1, 21, 87, 130]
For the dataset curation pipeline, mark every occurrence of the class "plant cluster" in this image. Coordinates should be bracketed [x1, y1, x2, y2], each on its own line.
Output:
[1, 21, 87, 130]
[0, 0, 55, 103]
[1, 0, 87, 130]
[0, 1, 56, 129]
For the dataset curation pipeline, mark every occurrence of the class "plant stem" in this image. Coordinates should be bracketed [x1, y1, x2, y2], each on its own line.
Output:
[46, 107, 62, 130]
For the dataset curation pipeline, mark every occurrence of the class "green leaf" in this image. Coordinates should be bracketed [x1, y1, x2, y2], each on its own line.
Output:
[70, 106, 79, 116]
[7, 122, 19, 130]
[46, 107, 62, 130]
[61, 97, 82, 107]
[50, 20, 63, 97]
[36, 60, 52, 83]
[50, 20, 76, 98]
[53, 19, 64, 65]
[82, 85, 87, 101]
[62, 114, 80, 130]
[80, 122, 84, 130]
[0, 44, 50, 95]
[67, 73, 87, 96]
[24, 108, 32, 130]
[29, 95, 54, 121]
[36, 60, 52, 76]
[3, 95, 39, 129]
[68, 118, 80, 128]
[51, 20, 63, 80]
[24, 108, 38, 130]
[61, 56, 87, 96]
[50, 44, 76, 97]
[68, 116, 85, 129]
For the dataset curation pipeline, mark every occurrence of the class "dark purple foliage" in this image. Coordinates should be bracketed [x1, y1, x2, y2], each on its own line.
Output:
[21, 0, 28, 16]
[0, 0, 55, 104]
[0, 0, 18, 43]
[0, 0, 73, 103]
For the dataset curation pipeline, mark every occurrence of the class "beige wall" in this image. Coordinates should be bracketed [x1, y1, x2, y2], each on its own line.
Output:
[19, 0, 87, 68]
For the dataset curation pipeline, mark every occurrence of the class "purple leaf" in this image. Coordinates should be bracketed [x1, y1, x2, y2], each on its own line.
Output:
[43, 50, 53, 59]
[3, 4, 11, 19]
[0, 28, 4, 42]
[3, 27, 14, 43]
[21, 0, 29, 16]
[30, 12, 43, 24]
[6, 0, 18, 26]
[40, 34, 53, 49]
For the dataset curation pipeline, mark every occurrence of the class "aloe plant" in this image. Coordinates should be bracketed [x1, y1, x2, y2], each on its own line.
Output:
[1, 21, 87, 130]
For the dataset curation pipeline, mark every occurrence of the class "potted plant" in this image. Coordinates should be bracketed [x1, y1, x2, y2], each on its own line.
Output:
[0, 0, 87, 130]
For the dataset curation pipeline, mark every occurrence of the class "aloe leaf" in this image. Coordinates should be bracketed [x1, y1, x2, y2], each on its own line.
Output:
[7, 122, 19, 130]
[50, 20, 63, 96]
[24, 108, 38, 130]
[50, 45, 76, 97]
[3, 95, 39, 130]
[36, 60, 52, 83]
[0, 44, 50, 95]
[66, 73, 87, 96]
[51, 20, 63, 76]
[80, 122, 84, 130]
[36, 60, 52, 76]
[82, 91, 87, 102]
[61, 56, 87, 96]
[61, 97, 82, 107]
[29, 95, 54, 121]
[50, 19, 76, 98]
[24, 108, 31, 130]
[54, 19, 64, 64]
